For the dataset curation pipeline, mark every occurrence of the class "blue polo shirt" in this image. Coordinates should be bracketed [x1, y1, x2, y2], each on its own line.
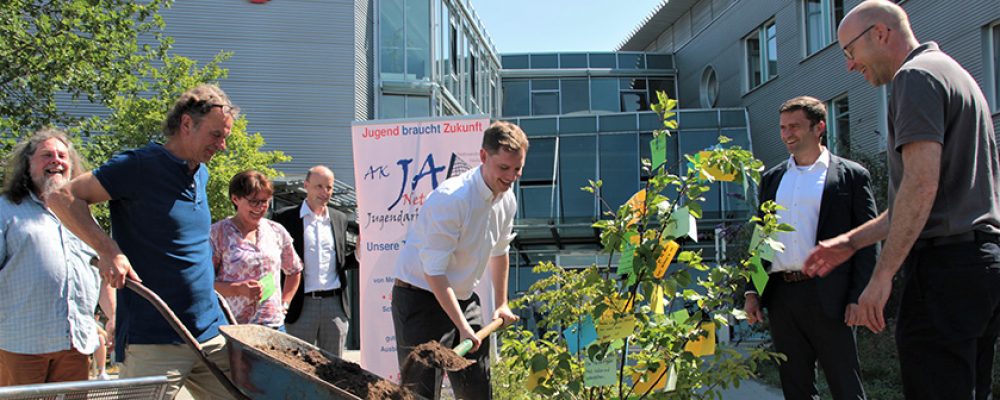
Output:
[94, 142, 226, 360]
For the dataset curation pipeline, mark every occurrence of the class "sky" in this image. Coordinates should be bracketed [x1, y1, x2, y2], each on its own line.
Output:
[468, 0, 664, 54]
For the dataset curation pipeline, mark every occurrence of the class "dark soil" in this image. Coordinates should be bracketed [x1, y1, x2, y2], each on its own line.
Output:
[405, 341, 475, 371]
[260, 344, 419, 400]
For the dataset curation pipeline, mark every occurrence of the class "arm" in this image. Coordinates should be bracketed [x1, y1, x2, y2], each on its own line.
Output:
[424, 273, 481, 351]
[48, 173, 137, 288]
[281, 272, 301, 307]
[856, 141, 941, 333]
[489, 254, 518, 326]
[97, 281, 116, 347]
[803, 211, 889, 277]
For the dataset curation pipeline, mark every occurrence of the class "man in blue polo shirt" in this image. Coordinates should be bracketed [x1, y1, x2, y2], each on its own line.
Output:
[50, 84, 237, 399]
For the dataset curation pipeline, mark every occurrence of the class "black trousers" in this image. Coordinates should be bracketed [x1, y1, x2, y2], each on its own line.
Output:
[896, 239, 1000, 400]
[391, 285, 490, 400]
[766, 278, 866, 400]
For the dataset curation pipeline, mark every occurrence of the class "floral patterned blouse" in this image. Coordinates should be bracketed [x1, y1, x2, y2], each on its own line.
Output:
[210, 218, 302, 327]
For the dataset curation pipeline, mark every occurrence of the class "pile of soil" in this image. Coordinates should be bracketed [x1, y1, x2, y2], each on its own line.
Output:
[260, 345, 419, 400]
[405, 341, 475, 371]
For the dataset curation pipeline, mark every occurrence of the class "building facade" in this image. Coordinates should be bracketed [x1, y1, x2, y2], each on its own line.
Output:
[619, 0, 1000, 168]
[496, 52, 755, 295]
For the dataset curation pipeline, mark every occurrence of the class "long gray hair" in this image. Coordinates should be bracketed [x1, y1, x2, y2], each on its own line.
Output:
[2, 128, 86, 204]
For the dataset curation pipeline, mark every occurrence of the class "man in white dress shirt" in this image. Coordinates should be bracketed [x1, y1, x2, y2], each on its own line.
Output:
[744, 96, 877, 400]
[274, 166, 356, 357]
[391, 121, 526, 399]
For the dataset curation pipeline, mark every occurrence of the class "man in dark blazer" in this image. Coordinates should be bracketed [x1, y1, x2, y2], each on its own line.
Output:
[744, 96, 877, 400]
[274, 165, 356, 357]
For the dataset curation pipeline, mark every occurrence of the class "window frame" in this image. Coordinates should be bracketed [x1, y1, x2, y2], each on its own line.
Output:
[744, 19, 778, 92]
[802, 0, 845, 56]
[988, 21, 1000, 113]
[826, 95, 850, 156]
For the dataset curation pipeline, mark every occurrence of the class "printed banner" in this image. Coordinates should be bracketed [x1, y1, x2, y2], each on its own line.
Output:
[351, 115, 492, 381]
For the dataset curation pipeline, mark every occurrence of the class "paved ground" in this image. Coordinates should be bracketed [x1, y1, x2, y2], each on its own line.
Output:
[171, 349, 782, 399]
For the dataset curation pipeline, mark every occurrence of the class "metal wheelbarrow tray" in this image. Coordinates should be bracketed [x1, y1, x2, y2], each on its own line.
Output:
[221, 325, 422, 400]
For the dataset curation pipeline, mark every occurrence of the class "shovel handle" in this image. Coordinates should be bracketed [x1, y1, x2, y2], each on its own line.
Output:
[453, 318, 506, 357]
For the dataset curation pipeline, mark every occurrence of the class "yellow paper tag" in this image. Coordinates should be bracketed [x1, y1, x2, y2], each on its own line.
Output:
[653, 240, 680, 279]
[625, 190, 646, 226]
[632, 362, 669, 394]
[684, 322, 716, 357]
[526, 369, 549, 391]
[596, 315, 637, 342]
[697, 151, 736, 182]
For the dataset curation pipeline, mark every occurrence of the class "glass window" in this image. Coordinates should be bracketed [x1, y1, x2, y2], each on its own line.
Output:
[590, 78, 619, 113]
[502, 55, 529, 69]
[648, 78, 677, 104]
[621, 92, 649, 112]
[404, 0, 430, 80]
[560, 116, 597, 134]
[379, 0, 405, 79]
[532, 79, 559, 90]
[589, 53, 616, 68]
[804, 0, 845, 55]
[530, 54, 559, 69]
[560, 79, 590, 115]
[827, 96, 850, 155]
[600, 134, 640, 211]
[599, 114, 636, 132]
[380, 94, 405, 119]
[684, 110, 720, 129]
[519, 185, 556, 220]
[746, 20, 777, 90]
[521, 137, 556, 183]
[646, 54, 673, 69]
[450, 24, 458, 74]
[406, 95, 430, 118]
[720, 110, 747, 127]
[559, 136, 598, 221]
[532, 92, 559, 115]
[638, 113, 662, 131]
[700, 66, 719, 108]
[502, 80, 530, 117]
[470, 52, 478, 100]
[518, 117, 558, 137]
[560, 53, 588, 68]
[617, 53, 645, 69]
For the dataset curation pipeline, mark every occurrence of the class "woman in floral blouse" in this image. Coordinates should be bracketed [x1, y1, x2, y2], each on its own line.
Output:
[211, 170, 302, 330]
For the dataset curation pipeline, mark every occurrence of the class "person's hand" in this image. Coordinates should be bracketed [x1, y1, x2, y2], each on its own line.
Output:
[493, 304, 519, 327]
[803, 234, 856, 277]
[459, 324, 482, 353]
[234, 280, 263, 300]
[844, 303, 861, 326]
[856, 276, 893, 333]
[104, 318, 116, 348]
[100, 253, 139, 289]
[744, 293, 765, 325]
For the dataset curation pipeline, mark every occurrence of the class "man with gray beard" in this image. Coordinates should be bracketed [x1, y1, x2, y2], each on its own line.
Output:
[0, 128, 114, 385]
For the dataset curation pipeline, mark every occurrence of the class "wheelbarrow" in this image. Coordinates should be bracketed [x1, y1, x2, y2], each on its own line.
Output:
[124, 277, 420, 400]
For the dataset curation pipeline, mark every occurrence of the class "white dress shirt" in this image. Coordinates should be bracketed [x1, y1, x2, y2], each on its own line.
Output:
[394, 166, 517, 300]
[771, 150, 830, 273]
[299, 202, 341, 292]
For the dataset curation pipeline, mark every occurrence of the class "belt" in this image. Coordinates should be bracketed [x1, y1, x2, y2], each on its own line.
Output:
[306, 288, 342, 298]
[394, 279, 424, 291]
[772, 271, 811, 283]
[912, 230, 1000, 251]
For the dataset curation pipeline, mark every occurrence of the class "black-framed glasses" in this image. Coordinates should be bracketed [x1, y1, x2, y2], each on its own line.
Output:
[244, 197, 270, 208]
[842, 25, 878, 60]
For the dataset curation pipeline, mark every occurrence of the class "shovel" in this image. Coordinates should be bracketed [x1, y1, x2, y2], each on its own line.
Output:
[401, 318, 506, 376]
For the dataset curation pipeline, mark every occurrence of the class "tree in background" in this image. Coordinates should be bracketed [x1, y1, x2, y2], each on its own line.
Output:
[1, 0, 290, 224]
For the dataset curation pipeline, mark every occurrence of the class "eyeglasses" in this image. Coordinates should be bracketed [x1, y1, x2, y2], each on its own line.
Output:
[183, 99, 240, 118]
[244, 197, 271, 208]
[842, 25, 879, 60]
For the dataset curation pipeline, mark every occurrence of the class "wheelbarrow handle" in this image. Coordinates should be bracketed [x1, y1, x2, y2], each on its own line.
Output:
[123, 278, 251, 400]
[453, 318, 506, 357]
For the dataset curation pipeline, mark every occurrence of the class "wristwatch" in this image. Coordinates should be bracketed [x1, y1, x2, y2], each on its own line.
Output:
[282, 302, 290, 313]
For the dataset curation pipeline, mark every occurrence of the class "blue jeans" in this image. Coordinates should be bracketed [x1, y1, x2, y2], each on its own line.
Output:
[896, 237, 1000, 400]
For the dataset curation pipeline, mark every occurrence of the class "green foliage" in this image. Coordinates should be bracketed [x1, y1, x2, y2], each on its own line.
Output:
[0, 0, 290, 225]
[0, 0, 169, 139]
[496, 93, 784, 399]
[206, 117, 290, 221]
